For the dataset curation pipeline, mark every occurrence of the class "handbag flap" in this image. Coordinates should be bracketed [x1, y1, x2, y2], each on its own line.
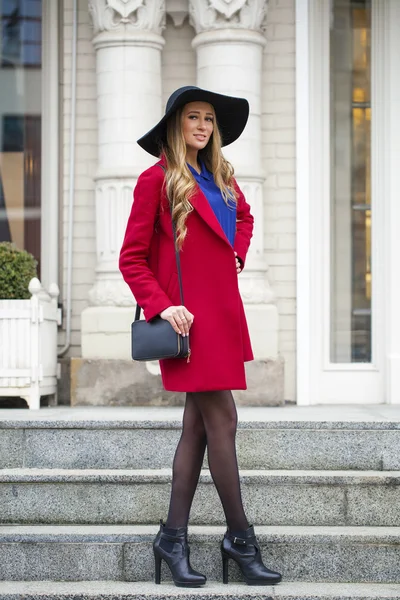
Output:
[131, 317, 188, 361]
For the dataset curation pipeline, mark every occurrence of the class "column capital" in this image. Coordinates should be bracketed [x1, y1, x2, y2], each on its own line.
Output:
[166, 0, 189, 27]
[189, 0, 267, 34]
[89, 0, 166, 35]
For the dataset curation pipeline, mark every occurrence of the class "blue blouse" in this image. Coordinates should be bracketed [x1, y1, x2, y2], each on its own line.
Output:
[187, 161, 236, 246]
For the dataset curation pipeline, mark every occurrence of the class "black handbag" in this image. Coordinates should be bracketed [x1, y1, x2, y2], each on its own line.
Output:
[131, 196, 190, 363]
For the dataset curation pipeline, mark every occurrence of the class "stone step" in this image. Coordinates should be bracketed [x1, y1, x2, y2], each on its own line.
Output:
[1, 581, 400, 600]
[1, 406, 399, 471]
[1, 469, 399, 526]
[0, 525, 399, 584]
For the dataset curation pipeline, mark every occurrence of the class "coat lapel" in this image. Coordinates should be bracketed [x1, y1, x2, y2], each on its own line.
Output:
[157, 158, 232, 247]
[190, 186, 231, 247]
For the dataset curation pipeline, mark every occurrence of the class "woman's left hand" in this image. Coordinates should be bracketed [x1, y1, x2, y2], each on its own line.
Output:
[234, 251, 242, 274]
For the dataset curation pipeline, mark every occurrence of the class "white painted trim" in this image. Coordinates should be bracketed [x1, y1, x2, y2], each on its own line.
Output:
[384, 1, 400, 404]
[40, 0, 59, 290]
[295, 0, 311, 406]
[312, 0, 329, 376]
[371, 0, 385, 374]
[297, 0, 386, 404]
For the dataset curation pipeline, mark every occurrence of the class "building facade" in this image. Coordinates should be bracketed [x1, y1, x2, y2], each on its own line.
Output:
[1, 0, 399, 406]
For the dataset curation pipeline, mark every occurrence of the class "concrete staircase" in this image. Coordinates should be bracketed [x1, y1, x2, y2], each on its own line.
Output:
[0, 405, 399, 599]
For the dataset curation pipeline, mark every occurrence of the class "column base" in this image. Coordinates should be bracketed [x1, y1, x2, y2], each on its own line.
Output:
[244, 303, 279, 360]
[70, 356, 284, 407]
[81, 303, 280, 361]
[79, 305, 284, 406]
[81, 306, 134, 360]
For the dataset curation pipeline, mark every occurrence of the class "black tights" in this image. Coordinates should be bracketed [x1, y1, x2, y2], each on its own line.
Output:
[165, 391, 249, 531]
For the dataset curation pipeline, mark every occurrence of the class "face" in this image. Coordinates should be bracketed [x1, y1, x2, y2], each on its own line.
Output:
[181, 101, 214, 153]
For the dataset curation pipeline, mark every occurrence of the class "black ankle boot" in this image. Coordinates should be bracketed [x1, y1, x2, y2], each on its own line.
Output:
[221, 525, 282, 586]
[153, 521, 207, 587]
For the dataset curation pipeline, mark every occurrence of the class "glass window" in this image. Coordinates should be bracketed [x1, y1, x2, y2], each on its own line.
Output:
[1, 0, 42, 67]
[330, 0, 371, 363]
[0, 0, 42, 274]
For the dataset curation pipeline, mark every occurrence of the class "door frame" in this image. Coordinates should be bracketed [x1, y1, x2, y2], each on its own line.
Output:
[40, 0, 59, 290]
[296, 0, 400, 405]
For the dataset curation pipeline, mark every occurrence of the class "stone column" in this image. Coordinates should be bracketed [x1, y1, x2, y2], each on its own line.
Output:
[82, 0, 165, 358]
[189, 0, 279, 365]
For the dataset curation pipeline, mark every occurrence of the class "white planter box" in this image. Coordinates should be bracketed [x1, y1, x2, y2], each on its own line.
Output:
[0, 278, 61, 409]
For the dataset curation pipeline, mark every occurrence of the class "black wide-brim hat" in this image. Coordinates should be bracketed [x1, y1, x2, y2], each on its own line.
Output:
[137, 86, 249, 157]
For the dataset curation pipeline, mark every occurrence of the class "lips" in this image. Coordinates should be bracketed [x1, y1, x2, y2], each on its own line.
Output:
[194, 135, 206, 141]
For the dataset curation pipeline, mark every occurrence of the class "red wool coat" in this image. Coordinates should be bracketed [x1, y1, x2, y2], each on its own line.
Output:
[119, 160, 254, 392]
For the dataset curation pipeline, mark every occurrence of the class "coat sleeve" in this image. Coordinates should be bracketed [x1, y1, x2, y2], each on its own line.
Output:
[233, 180, 254, 270]
[119, 167, 173, 322]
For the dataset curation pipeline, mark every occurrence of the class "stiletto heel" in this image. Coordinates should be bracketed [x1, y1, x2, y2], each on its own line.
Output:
[154, 551, 162, 584]
[153, 521, 206, 588]
[222, 550, 229, 584]
[220, 525, 282, 586]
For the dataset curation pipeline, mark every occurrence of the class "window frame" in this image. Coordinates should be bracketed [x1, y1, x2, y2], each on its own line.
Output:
[40, 0, 59, 290]
[295, 0, 390, 404]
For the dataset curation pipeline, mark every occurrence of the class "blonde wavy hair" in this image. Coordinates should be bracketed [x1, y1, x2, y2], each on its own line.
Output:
[162, 105, 238, 249]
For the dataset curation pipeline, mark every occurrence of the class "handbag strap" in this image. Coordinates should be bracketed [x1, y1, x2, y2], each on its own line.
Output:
[135, 164, 184, 321]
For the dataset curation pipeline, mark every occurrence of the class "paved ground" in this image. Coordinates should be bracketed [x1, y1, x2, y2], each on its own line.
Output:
[0, 404, 399, 424]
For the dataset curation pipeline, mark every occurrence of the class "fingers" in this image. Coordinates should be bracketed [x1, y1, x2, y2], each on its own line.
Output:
[174, 307, 191, 337]
[169, 316, 183, 336]
[234, 251, 242, 274]
[160, 306, 194, 336]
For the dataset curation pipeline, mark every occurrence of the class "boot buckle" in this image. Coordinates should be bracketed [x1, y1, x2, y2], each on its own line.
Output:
[233, 536, 247, 545]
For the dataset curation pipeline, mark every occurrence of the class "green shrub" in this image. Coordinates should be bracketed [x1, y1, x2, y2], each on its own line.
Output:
[0, 242, 38, 300]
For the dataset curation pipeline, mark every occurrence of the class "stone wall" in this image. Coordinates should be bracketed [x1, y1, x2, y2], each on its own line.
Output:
[262, 0, 296, 400]
[62, 0, 97, 355]
[162, 16, 197, 105]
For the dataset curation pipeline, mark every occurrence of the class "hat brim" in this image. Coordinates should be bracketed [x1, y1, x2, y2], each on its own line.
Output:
[137, 87, 249, 158]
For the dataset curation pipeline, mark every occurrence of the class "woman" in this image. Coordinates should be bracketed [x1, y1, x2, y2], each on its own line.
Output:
[119, 86, 282, 588]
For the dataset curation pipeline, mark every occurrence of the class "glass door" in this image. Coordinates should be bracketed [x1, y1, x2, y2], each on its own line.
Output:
[321, 0, 383, 403]
[0, 0, 42, 274]
[330, 0, 372, 365]
[297, 0, 385, 404]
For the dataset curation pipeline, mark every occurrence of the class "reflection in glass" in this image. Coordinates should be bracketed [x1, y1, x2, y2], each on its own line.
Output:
[0, 0, 42, 274]
[330, 0, 371, 363]
[1, 0, 42, 67]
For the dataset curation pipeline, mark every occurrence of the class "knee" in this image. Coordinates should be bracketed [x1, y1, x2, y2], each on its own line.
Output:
[193, 390, 238, 439]
[183, 414, 206, 443]
[206, 406, 238, 439]
[222, 410, 238, 438]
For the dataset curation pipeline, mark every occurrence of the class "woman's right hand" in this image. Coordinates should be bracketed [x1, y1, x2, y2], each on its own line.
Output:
[160, 305, 194, 337]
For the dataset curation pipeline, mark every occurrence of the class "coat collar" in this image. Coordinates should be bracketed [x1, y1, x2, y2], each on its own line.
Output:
[157, 158, 231, 247]
[190, 186, 231, 247]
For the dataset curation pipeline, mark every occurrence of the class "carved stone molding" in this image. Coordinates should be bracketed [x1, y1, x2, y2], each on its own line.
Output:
[88, 178, 137, 307]
[189, 0, 267, 33]
[89, 0, 166, 35]
[239, 273, 275, 304]
[88, 278, 136, 306]
[166, 0, 189, 26]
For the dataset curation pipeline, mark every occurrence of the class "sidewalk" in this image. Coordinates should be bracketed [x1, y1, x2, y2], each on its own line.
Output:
[0, 403, 399, 427]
